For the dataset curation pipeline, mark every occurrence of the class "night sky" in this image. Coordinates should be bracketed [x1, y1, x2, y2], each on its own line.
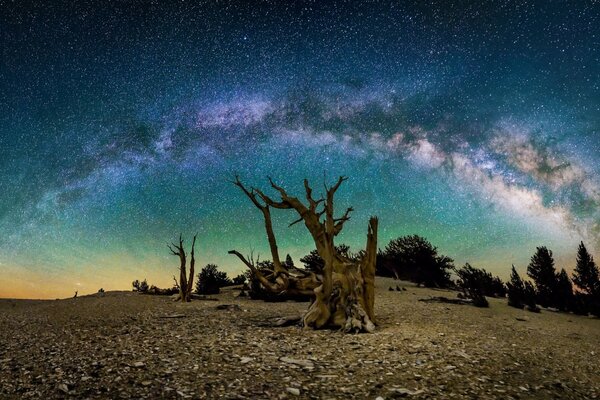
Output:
[1, 1, 599, 298]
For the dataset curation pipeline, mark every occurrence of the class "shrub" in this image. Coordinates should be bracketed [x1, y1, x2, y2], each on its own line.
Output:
[147, 285, 178, 295]
[232, 274, 247, 285]
[379, 235, 454, 288]
[300, 244, 354, 273]
[132, 279, 149, 293]
[195, 264, 232, 295]
[454, 263, 491, 307]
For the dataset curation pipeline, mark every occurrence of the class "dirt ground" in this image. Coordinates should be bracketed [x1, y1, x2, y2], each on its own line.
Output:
[0, 277, 598, 399]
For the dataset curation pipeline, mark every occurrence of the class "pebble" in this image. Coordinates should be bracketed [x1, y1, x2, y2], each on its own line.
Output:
[286, 387, 300, 396]
[279, 357, 314, 369]
[57, 383, 69, 394]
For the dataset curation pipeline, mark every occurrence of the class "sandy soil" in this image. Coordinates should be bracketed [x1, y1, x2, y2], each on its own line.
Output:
[0, 277, 598, 399]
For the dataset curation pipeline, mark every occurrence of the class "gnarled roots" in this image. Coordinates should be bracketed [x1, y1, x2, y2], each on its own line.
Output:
[303, 269, 375, 333]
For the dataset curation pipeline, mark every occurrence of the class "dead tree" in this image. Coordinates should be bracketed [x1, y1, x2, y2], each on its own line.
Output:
[229, 176, 378, 333]
[168, 234, 197, 302]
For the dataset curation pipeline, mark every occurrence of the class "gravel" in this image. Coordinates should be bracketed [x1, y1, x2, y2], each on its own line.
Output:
[0, 278, 598, 399]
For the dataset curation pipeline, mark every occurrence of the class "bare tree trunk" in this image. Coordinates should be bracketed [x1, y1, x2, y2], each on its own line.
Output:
[229, 176, 378, 333]
[168, 234, 197, 302]
[186, 235, 197, 301]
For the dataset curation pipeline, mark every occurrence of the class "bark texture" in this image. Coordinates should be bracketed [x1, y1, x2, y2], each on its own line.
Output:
[229, 176, 378, 332]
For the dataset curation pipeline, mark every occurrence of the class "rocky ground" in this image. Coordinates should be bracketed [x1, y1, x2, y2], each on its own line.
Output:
[0, 277, 599, 399]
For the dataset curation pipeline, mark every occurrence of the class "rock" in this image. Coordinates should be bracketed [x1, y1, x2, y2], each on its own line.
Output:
[160, 314, 186, 319]
[279, 357, 314, 369]
[315, 374, 338, 379]
[389, 388, 412, 396]
[240, 357, 253, 364]
[57, 383, 69, 394]
[286, 387, 300, 396]
[141, 380, 152, 386]
[132, 361, 146, 368]
[389, 388, 424, 397]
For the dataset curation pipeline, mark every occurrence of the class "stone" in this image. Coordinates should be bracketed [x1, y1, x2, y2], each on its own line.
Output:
[286, 387, 300, 396]
[279, 357, 314, 369]
[57, 383, 69, 394]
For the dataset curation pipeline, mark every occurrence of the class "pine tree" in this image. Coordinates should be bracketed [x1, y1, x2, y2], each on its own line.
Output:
[506, 265, 525, 309]
[554, 269, 573, 311]
[527, 246, 557, 308]
[572, 242, 599, 295]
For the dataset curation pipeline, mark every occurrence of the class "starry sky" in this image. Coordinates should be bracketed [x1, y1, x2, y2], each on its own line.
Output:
[1, 0, 599, 298]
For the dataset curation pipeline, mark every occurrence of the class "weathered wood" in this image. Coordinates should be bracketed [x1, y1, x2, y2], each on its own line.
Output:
[168, 234, 197, 302]
[229, 176, 378, 333]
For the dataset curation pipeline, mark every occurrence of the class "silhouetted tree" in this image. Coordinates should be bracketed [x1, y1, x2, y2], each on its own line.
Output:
[490, 276, 507, 297]
[300, 244, 354, 273]
[506, 265, 525, 309]
[572, 242, 599, 296]
[284, 254, 295, 269]
[375, 252, 397, 278]
[527, 246, 557, 308]
[132, 279, 149, 293]
[380, 235, 453, 288]
[570, 292, 590, 315]
[554, 268, 574, 312]
[232, 274, 247, 285]
[454, 263, 489, 307]
[455, 264, 506, 298]
[523, 281, 540, 313]
[195, 264, 231, 295]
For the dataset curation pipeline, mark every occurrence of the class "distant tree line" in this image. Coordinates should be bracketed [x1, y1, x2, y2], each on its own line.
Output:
[507, 242, 600, 316]
[139, 233, 600, 317]
[132, 265, 247, 296]
[132, 279, 178, 295]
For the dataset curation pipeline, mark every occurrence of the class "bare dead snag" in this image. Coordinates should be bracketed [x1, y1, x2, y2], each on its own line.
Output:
[229, 176, 378, 333]
[168, 234, 197, 302]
